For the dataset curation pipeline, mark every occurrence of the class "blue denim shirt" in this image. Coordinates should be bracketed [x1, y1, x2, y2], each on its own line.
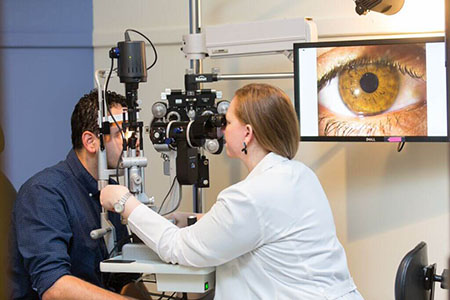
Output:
[10, 150, 129, 299]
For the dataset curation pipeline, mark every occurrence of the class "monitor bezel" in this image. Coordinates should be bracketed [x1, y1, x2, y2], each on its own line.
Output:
[293, 36, 449, 142]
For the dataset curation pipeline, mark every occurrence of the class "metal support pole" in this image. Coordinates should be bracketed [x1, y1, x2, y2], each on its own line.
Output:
[189, 0, 204, 213]
[189, 0, 203, 74]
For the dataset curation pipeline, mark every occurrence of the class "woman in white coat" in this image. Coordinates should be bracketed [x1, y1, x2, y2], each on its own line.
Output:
[100, 83, 364, 300]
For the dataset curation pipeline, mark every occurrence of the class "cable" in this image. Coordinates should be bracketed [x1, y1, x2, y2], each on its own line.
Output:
[134, 274, 154, 283]
[103, 58, 125, 183]
[167, 292, 176, 300]
[102, 57, 126, 182]
[158, 177, 179, 214]
[148, 291, 174, 299]
[105, 58, 114, 97]
[157, 292, 176, 300]
[125, 29, 158, 70]
[397, 141, 405, 152]
[108, 234, 133, 258]
[103, 58, 123, 136]
[115, 154, 122, 184]
[141, 291, 175, 299]
[157, 176, 178, 214]
[105, 29, 158, 188]
[162, 191, 182, 217]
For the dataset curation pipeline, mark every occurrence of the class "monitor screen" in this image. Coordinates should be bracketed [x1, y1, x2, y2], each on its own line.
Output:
[293, 37, 449, 142]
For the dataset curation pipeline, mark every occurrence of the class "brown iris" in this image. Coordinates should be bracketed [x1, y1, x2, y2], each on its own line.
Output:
[338, 62, 400, 115]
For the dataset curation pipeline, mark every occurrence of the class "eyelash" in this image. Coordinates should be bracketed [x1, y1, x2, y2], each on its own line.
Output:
[317, 57, 423, 92]
[321, 118, 382, 136]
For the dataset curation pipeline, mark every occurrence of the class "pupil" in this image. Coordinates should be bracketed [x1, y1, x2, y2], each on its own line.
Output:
[359, 72, 379, 93]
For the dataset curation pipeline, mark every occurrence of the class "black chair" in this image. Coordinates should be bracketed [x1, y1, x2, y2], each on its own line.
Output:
[395, 241, 448, 300]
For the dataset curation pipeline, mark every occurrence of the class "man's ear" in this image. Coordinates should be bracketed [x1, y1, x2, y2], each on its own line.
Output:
[81, 131, 98, 154]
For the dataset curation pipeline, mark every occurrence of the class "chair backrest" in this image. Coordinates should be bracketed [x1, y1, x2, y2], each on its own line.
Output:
[395, 241, 431, 300]
[0, 171, 17, 299]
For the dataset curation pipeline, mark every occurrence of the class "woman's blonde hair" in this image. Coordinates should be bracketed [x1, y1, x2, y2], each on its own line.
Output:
[234, 83, 300, 159]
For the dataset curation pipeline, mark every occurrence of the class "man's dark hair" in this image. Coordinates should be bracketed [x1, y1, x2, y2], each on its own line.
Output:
[71, 89, 127, 150]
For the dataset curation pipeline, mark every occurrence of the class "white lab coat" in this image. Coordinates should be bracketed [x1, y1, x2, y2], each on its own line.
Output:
[128, 152, 364, 299]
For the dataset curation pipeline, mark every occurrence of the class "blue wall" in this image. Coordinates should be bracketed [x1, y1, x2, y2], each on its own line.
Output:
[0, 0, 94, 189]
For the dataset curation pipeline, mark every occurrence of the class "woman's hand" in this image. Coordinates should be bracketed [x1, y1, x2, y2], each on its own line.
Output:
[100, 185, 129, 211]
[100, 185, 141, 218]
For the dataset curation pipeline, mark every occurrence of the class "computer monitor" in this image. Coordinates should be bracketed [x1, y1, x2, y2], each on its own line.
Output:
[395, 241, 433, 300]
[293, 37, 449, 142]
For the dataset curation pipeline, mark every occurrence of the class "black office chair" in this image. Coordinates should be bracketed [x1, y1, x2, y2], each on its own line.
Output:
[0, 125, 17, 298]
[395, 241, 448, 300]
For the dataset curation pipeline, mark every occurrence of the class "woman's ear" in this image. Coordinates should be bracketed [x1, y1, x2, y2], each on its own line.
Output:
[244, 124, 254, 144]
[81, 131, 98, 154]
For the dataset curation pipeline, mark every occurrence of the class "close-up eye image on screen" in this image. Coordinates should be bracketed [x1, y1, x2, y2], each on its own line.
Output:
[318, 43, 427, 136]
[294, 37, 449, 142]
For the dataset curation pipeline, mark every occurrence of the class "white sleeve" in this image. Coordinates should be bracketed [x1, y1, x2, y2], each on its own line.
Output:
[127, 186, 264, 267]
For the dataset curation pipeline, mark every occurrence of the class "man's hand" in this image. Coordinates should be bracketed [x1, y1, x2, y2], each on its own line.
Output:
[42, 275, 131, 300]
